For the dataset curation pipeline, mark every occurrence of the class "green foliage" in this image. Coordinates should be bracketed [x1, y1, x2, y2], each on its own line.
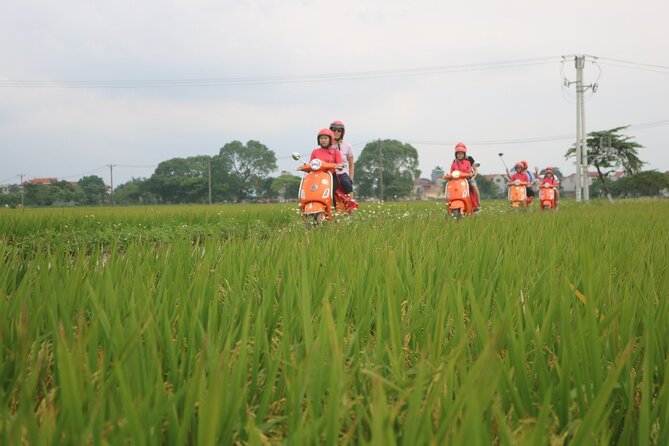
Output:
[356, 139, 420, 200]
[476, 175, 499, 199]
[271, 173, 301, 200]
[78, 175, 107, 205]
[565, 126, 644, 175]
[112, 178, 158, 205]
[147, 156, 210, 204]
[218, 140, 277, 202]
[610, 170, 669, 197]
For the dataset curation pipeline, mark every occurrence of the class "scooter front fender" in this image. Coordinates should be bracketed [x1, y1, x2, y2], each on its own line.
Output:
[303, 202, 326, 215]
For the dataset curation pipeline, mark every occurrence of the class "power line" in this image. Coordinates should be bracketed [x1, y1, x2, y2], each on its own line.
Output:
[0, 175, 19, 184]
[598, 57, 669, 72]
[0, 57, 562, 89]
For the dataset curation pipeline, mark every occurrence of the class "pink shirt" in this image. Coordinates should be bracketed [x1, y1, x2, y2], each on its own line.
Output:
[510, 172, 530, 182]
[541, 176, 559, 187]
[450, 159, 472, 174]
[334, 141, 354, 176]
[309, 147, 342, 168]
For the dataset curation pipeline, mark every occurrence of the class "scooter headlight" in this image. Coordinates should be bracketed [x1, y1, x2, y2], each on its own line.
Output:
[514, 179, 521, 185]
[309, 159, 322, 170]
[452, 170, 461, 179]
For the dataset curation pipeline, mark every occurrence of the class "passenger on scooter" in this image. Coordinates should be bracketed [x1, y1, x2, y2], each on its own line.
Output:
[329, 120, 354, 195]
[538, 166, 560, 205]
[449, 142, 480, 211]
[310, 128, 345, 205]
[520, 160, 536, 200]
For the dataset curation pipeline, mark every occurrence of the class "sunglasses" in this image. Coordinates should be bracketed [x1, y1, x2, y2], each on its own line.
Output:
[330, 128, 343, 132]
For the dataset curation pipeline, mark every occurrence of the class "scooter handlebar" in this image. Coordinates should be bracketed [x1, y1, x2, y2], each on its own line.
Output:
[443, 171, 473, 180]
[298, 160, 339, 172]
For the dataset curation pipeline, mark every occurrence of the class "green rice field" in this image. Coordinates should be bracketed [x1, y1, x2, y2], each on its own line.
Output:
[1, 200, 668, 444]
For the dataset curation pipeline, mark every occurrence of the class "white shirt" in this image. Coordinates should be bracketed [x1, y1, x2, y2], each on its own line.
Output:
[335, 141, 354, 176]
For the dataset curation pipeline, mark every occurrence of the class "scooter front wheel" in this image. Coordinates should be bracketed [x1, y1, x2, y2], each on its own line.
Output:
[305, 212, 325, 229]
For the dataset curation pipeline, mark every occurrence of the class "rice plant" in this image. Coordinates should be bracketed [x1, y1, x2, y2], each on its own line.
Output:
[1, 200, 667, 444]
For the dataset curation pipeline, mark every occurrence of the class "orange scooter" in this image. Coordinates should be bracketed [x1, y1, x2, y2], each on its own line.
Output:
[508, 180, 531, 208]
[442, 170, 474, 220]
[539, 182, 557, 210]
[292, 153, 358, 226]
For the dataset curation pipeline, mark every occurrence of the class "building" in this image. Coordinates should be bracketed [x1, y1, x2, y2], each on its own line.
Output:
[561, 171, 624, 197]
[25, 178, 59, 186]
[482, 174, 508, 197]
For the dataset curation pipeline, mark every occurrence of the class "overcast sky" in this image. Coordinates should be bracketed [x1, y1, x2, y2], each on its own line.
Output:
[2, 0, 668, 186]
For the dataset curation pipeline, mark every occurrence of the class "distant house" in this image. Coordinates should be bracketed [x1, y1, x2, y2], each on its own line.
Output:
[414, 178, 443, 199]
[1, 184, 11, 195]
[482, 174, 508, 197]
[414, 167, 448, 199]
[25, 178, 59, 186]
[561, 171, 624, 197]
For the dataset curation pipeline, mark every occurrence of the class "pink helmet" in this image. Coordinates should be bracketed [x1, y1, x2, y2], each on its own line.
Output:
[317, 128, 334, 146]
[455, 142, 467, 155]
[329, 120, 345, 139]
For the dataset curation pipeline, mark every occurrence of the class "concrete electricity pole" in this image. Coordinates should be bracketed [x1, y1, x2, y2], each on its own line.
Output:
[563, 55, 598, 201]
[377, 139, 384, 201]
[108, 164, 116, 206]
[19, 173, 25, 208]
[208, 158, 212, 205]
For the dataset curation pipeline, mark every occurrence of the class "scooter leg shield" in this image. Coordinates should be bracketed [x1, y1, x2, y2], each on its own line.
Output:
[304, 202, 326, 215]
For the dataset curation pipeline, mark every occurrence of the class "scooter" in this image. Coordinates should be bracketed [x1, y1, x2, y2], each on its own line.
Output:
[442, 170, 474, 220]
[292, 153, 358, 226]
[507, 180, 531, 208]
[539, 182, 558, 210]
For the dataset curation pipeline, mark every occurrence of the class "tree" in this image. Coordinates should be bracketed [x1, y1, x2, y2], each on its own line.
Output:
[147, 156, 210, 203]
[565, 126, 644, 202]
[113, 178, 158, 205]
[610, 170, 669, 197]
[24, 183, 56, 206]
[271, 173, 302, 201]
[78, 175, 107, 205]
[356, 140, 420, 200]
[476, 176, 499, 200]
[218, 140, 277, 202]
[53, 180, 84, 205]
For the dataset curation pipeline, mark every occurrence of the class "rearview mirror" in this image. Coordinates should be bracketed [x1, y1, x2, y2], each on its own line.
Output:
[291, 152, 301, 161]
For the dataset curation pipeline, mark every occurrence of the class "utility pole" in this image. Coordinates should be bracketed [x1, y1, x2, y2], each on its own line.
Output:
[19, 173, 25, 208]
[377, 139, 384, 201]
[208, 158, 212, 205]
[563, 55, 598, 202]
[108, 164, 116, 206]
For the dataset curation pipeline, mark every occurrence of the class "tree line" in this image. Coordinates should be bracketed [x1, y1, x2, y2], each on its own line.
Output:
[2, 129, 667, 208]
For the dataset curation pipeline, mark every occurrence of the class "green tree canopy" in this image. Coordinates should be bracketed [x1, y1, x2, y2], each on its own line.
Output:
[218, 140, 277, 202]
[565, 126, 644, 176]
[610, 170, 669, 197]
[78, 175, 107, 205]
[565, 126, 644, 202]
[113, 178, 158, 205]
[147, 156, 210, 204]
[271, 173, 302, 201]
[356, 140, 420, 200]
